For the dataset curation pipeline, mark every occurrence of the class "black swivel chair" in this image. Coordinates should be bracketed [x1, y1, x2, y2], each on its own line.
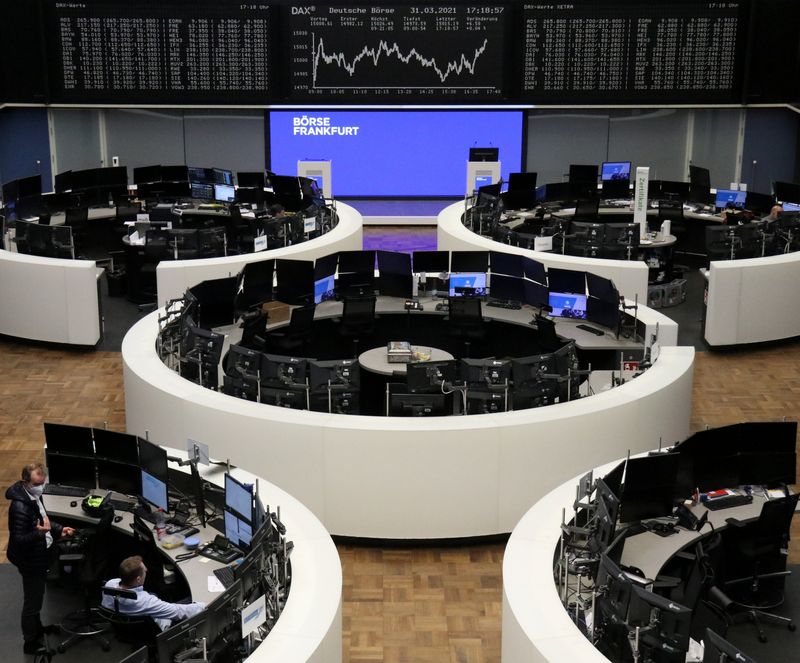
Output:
[57, 508, 114, 653]
[716, 493, 800, 643]
[573, 198, 600, 222]
[268, 304, 316, 353]
[131, 513, 171, 600]
[338, 296, 377, 357]
[98, 587, 161, 658]
[534, 315, 563, 353]
[447, 298, 486, 357]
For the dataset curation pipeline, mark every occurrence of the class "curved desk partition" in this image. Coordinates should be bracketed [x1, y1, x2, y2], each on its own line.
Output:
[437, 202, 650, 304]
[704, 252, 800, 346]
[123, 308, 694, 539]
[156, 202, 363, 306]
[0, 249, 101, 345]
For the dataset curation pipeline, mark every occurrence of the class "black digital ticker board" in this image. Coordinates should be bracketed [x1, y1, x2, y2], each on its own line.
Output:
[287, 4, 510, 101]
[44, 1, 274, 104]
[520, 1, 747, 103]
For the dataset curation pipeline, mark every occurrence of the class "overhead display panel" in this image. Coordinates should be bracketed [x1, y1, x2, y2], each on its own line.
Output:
[43, 1, 274, 104]
[287, 4, 509, 102]
[520, 0, 747, 103]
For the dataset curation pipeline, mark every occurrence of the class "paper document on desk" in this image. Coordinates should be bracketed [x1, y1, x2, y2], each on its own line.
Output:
[207, 575, 225, 593]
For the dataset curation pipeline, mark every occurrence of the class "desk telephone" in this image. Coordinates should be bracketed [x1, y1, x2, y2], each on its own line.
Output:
[197, 534, 242, 564]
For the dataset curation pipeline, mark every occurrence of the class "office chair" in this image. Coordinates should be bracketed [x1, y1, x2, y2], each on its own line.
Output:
[573, 198, 600, 222]
[131, 513, 172, 601]
[268, 304, 316, 353]
[716, 493, 799, 643]
[57, 508, 114, 653]
[239, 308, 269, 350]
[234, 259, 274, 319]
[98, 587, 161, 658]
[534, 314, 563, 353]
[338, 296, 377, 357]
[447, 298, 486, 357]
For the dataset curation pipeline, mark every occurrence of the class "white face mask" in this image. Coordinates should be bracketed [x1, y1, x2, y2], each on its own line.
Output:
[27, 484, 45, 498]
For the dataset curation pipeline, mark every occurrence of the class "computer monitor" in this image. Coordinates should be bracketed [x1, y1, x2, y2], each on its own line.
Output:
[628, 585, 692, 655]
[689, 165, 711, 189]
[548, 292, 588, 319]
[205, 578, 243, 646]
[489, 274, 523, 302]
[275, 259, 314, 305]
[595, 553, 634, 625]
[601, 162, 631, 181]
[448, 272, 487, 298]
[139, 438, 169, 513]
[451, 250, 489, 272]
[652, 180, 691, 200]
[570, 220, 605, 244]
[702, 628, 757, 663]
[619, 453, 680, 523]
[489, 251, 523, 277]
[92, 429, 139, 465]
[376, 250, 413, 298]
[225, 473, 254, 523]
[237, 171, 266, 189]
[715, 189, 747, 210]
[97, 460, 140, 496]
[133, 165, 162, 185]
[43, 422, 94, 456]
[120, 645, 149, 663]
[511, 353, 556, 389]
[389, 392, 448, 417]
[547, 267, 585, 294]
[260, 354, 308, 388]
[523, 280, 549, 309]
[160, 166, 189, 183]
[54, 170, 72, 193]
[773, 181, 800, 205]
[213, 168, 234, 186]
[156, 609, 209, 663]
[190, 182, 213, 200]
[602, 461, 626, 500]
[586, 274, 618, 303]
[224, 509, 253, 550]
[225, 344, 262, 379]
[180, 327, 225, 367]
[460, 358, 512, 387]
[44, 451, 96, 490]
[508, 172, 538, 191]
[522, 257, 547, 285]
[569, 164, 599, 184]
[468, 147, 499, 162]
[406, 360, 458, 394]
[601, 179, 631, 199]
[413, 250, 449, 273]
[309, 359, 359, 390]
[744, 190, 776, 215]
[314, 275, 336, 304]
[587, 298, 620, 332]
[213, 184, 236, 203]
[260, 386, 307, 409]
[588, 488, 618, 555]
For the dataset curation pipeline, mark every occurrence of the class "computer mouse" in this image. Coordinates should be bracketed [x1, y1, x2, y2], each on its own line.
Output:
[114, 515, 123, 523]
[70, 501, 78, 508]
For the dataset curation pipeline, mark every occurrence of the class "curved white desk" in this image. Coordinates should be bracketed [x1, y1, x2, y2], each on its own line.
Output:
[704, 251, 800, 346]
[358, 345, 454, 376]
[156, 203, 363, 307]
[47, 445, 342, 663]
[123, 307, 694, 539]
[0, 248, 102, 345]
[437, 202, 650, 304]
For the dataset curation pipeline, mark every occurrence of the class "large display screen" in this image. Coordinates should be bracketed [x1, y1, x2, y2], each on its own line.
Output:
[269, 110, 522, 197]
[287, 4, 509, 102]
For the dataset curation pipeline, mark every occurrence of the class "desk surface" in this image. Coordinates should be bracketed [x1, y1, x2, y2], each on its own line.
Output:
[358, 345, 454, 376]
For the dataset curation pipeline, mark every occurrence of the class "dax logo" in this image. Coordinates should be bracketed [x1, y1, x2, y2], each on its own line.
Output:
[292, 6, 314, 14]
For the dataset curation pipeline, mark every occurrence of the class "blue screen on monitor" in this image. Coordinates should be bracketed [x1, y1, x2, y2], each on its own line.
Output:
[549, 292, 588, 319]
[225, 474, 252, 522]
[715, 189, 747, 209]
[449, 272, 487, 297]
[269, 111, 523, 197]
[224, 510, 253, 548]
[214, 183, 235, 202]
[783, 202, 800, 211]
[314, 275, 336, 304]
[141, 470, 168, 512]
[601, 162, 631, 181]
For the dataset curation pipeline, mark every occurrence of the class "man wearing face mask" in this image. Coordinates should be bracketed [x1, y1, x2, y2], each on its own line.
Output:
[5, 462, 76, 654]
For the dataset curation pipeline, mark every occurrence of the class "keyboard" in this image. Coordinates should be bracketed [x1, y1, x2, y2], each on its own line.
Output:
[109, 498, 136, 512]
[704, 494, 753, 511]
[43, 484, 88, 498]
[213, 565, 237, 589]
[487, 300, 522, 310]
[576, 324, 605, 336]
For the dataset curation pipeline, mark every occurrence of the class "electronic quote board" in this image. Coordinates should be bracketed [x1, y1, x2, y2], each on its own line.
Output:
[43, 1, 274, 104]
[520, 1, 747, 103]
[287, 4, 509, 101]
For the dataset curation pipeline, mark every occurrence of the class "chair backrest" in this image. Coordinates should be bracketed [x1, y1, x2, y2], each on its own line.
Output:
[536, 315, 562, 352]
[449, 298, 482, 324]
[658, 199, 684, 222]
[290, 304, 317, 332]
[66, 206, 89, 226]
[752, 493, 799, 550]
[99, 588, 161, 647]
[574, 198, 600, 222]
[342, 296, 376, 326]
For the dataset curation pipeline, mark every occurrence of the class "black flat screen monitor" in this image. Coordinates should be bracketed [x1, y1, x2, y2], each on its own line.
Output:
[490, 274, 523, 302]
[569, 164, 598, 184]
[389, 392, 448, 417]
[587, 298, 619, 332]
[536, 182, 574, 203]
[224, 509, 253, 549]
[689, 165, 711, 189]
[602, 461, 626, 500]
[155, 607, 209, 663]
[314, 274, 336, 304]
[523, 280, 549, 309]
[449, 271, 487, 298]
[237, 171, 266, 189]
[270, 174, 301, 198]
[260, 354, 309, 388]
[744, 191, 775, 215]
[773, 181, 800, 205]
[225, 473, 253, 523]
[619, 453, 680, 523]
[628, 585, 692, 654]
[586, 273, 618, 303]
[589, 488, 618, 555]
[226, 344, 262, 379]
[702, 629, 757, 663]
[97, 460, 140, 496]
[133, 165, 162, 185]
[377, 250, 413, 298]
[338, 250, 374, 274]
[549, 291, 588, 319]
[205, 579, 243, 645]
[213, 184, 235, 203]
[511, 353, 556, 388]
[54, 171, 72, 193]
[406, 360, 458, 394]
[45, 450, 96, 490]
[451, 251, 489, 273]
[160, 166, 189, 183]
[309, 359, 359, 390]
[413, 250, 449, 273]
[213, 168, 233, 186]
[490, 251, 523, 277]
[547, 267, 585, 294]
[503, 188, 538, 210]
[522, 257, 547, 285]
[275, 259, 314, 305]
[601, 162, 631, 182]
[13, 175, 42, 200]
[601, 179, 631, 199]
[653, 180, 691, 200]
[469, 147, 499, 162]
[43, 422, 94, 456]
[460, 358, 512, 387]
[314, 252, 338, 280]
[596, 553, 634, 624]
[93, 429, 139, 464]
[139, 438, 169, 512]
[508, 172, 538, 191]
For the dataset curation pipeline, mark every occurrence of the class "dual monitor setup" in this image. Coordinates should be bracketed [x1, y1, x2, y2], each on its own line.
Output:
[557, 421, 797, 663]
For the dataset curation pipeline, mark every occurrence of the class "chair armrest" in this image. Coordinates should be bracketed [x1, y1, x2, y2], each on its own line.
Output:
[725, 517, 747, 528]
[653, 574, 682, 589]
[59, 553, 85, 562]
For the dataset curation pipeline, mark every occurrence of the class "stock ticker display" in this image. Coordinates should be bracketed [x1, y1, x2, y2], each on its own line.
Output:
[287, 4, 509, 101]
[520, 1, 746, 102]
[44, 1, 274, 103]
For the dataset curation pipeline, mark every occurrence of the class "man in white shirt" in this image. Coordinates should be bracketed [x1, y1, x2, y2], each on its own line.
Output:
[102, 556, 205, 630]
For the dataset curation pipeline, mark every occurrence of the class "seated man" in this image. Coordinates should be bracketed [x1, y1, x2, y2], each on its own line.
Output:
[102, 555, 204, 630]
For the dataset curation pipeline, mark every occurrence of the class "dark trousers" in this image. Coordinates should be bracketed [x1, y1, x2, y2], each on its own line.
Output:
[18, 567, 47, 644]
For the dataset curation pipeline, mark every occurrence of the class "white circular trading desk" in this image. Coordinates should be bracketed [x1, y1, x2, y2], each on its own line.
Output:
[123, 307, 694, 539]
[156, 202, 363, 306]
[358, 346, 454, 376]
[437, 201, 651, 304]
